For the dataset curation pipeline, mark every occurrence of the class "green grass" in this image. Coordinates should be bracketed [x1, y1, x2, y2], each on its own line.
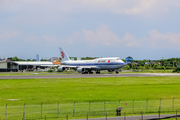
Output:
[0, 76, 180, 119]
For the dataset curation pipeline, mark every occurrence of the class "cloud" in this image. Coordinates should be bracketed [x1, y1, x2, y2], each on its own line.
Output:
[1, 25, 180, 50]
[64, 24, 140, 47]
[0, 29, 21, 41]
[0, 29, 56, 45]
[82, 24, 119, 46]
[63, 24, 180, 50]
[148, 30, 180, 49]
[42, 35, 60, 45]
[1, 0, 180, 24]
[122, 33, 140, 47]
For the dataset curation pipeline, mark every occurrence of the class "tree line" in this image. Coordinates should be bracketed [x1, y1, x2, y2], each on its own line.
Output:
[122, 58, 180, 70]
[7, 56, 50, 61]
[6, 56, 180, 70]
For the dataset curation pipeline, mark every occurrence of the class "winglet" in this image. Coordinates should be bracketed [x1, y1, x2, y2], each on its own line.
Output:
[59, 47, 70, 61]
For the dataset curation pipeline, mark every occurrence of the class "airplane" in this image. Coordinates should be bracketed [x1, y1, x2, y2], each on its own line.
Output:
[58, 47, 126, 74]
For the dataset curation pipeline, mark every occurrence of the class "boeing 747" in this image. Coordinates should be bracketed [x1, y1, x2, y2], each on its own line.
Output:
[58, 47, 125, 74]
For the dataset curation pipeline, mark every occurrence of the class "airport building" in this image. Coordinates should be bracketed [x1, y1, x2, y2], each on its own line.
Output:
[51, 57, 61, 65]
[36, 54, 41, 61]
[0, 61, 56, 72]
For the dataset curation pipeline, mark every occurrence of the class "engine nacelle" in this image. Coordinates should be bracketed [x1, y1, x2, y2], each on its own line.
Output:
[108, 70, 114, 72]
[77, 68, 85, 73]
[58, 67, 66, 72]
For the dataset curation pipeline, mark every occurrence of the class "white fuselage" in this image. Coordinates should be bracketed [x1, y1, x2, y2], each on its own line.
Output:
[61, 57, 125, 70]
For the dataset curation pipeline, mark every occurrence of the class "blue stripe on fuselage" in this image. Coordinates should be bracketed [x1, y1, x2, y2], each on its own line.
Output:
[64, 62, 125, 66]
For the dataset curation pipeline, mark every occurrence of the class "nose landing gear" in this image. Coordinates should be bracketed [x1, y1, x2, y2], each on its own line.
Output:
[115, 69, 121, 74]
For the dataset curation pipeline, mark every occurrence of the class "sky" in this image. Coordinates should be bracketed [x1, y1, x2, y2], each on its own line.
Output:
[1, 0, 180, 60]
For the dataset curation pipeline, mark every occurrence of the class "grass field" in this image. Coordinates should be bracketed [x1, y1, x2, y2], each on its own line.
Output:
[0, 76, 180, 119]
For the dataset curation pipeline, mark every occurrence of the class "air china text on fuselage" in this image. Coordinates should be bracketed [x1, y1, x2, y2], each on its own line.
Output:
[58, 47, 125, 74]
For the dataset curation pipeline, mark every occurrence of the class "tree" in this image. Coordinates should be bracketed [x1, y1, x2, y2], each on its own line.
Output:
[7, 56, 25, 61]
[27, 59, 31, 61]
[145, 64, 150, 69]
[125, 65, 130, 70]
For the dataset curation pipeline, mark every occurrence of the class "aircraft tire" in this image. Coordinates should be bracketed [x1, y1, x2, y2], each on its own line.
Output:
[82, 72, 88, 74]
[96, 71, 100, 74]
[108, 70, 114, 72]
[88, 70, 93, 74]
[116, 71, 119, 74]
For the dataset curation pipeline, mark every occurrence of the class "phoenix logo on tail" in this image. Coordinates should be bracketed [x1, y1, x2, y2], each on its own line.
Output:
[61, 51, 65, 59]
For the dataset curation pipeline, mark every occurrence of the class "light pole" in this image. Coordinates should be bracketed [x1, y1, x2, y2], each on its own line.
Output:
[89, 100, 91, 116]
[146, 98, 149, 113]
[119, 99, 121, 107]
[104, 100, 107, 115]
[133, 99, 135, 114]
[160, 98, 162, 112]
[58, 101, 60, 118]
[73, 101, 76, 117]
[173, 97, 175, 112]
[41, 102, 44, 119]
[6, 103, 8, 120]
[23, 102, 26, 120]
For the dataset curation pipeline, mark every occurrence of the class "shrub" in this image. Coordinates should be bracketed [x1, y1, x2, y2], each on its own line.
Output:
[173, 67, 180, 73]
[57, 69, 62, 72]
[125, 65, 130, 70]
[48, 69, 53, 72]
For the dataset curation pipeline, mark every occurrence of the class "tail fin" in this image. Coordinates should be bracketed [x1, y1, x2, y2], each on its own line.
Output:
[59, 47, 70, 61]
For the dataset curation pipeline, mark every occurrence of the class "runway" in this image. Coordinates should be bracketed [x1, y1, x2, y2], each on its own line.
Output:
[0, 73, 180, 79]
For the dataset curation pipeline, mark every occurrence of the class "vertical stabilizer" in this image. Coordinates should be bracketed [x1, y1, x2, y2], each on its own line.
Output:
[59, 47, 70, 61]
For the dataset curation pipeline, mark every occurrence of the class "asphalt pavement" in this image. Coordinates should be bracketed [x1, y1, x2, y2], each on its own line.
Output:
[0, 73, 180, 79]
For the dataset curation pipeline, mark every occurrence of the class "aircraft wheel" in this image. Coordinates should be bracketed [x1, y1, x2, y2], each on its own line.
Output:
[96, 71, 100, 74]
[82, 72, 88, 74]
[116, 71, 119, 74]
[89, 71, 93, 74]
[82, 68, 88, 74]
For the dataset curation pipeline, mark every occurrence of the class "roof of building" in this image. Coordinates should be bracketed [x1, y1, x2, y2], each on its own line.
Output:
[53, 62, 61, 65]
[52, 57, 60, 60]
[14, 61, 53, 65]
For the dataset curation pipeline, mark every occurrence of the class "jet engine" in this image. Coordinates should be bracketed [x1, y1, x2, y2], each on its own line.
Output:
[58, 67, 66, 72]
[77, 68, 85, 73]
[108, 70, 114, 72]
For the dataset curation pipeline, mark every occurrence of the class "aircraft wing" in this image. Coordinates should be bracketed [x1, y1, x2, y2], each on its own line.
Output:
[59, 65, 77, 68]
[60, 65, 98, 69]
[78, 66, 98, 69]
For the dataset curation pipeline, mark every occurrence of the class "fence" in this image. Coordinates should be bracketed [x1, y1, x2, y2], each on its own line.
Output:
[0, 99, 180, 120]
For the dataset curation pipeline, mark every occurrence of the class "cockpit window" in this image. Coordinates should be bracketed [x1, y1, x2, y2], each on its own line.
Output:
[117, 58, 120, 60]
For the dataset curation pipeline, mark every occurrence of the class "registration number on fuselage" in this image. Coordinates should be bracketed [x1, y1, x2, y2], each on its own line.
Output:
[98, 60, 106, 63]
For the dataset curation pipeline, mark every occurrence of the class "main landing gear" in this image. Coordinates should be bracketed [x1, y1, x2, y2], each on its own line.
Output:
[96, 70, 100, 74]
[108, 70, 114, 72]
[82, 70, 93, 74]
[108, 69, 119, 74]
[115, 69, 121, 74]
